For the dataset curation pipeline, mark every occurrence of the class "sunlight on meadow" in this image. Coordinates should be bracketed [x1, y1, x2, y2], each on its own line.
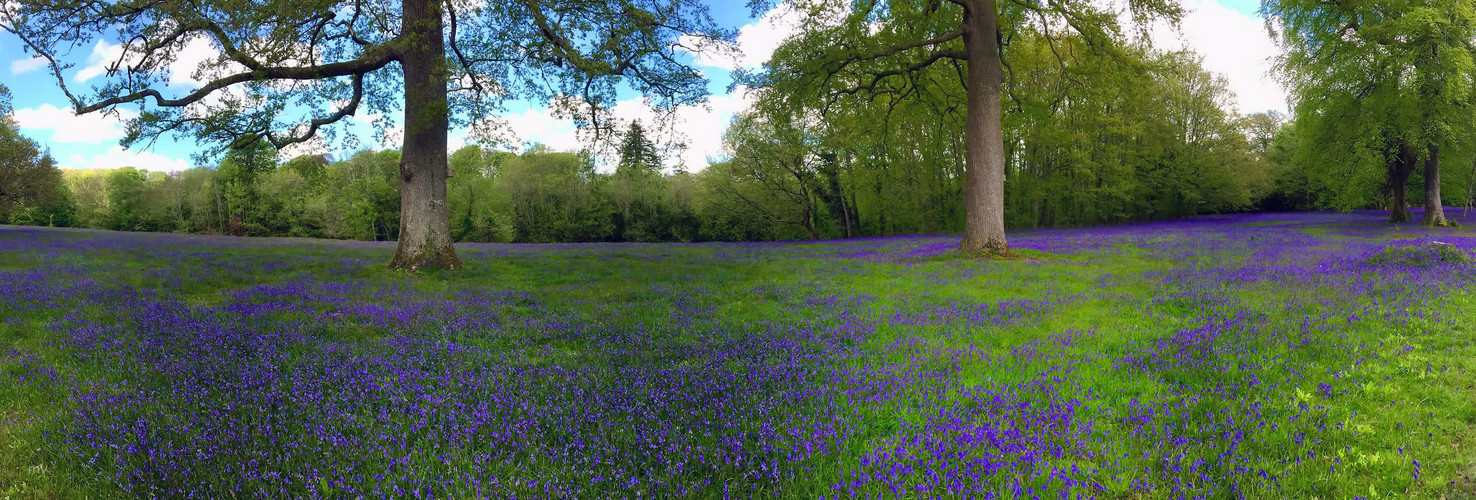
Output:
[0, 210, 1472, 497]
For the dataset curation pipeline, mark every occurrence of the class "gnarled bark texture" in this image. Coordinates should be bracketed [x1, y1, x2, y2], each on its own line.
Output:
[389, 0, 463, 271]
[1423, 145, 1450, 227]
[958, 0, 1008, 256]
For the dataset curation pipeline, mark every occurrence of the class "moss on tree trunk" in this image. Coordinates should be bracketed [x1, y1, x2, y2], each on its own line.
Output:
[958, 0, 1008, 257]
[389, 0, 462, 272]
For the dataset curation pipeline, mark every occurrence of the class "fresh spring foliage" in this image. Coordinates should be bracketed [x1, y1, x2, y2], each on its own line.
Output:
[743, 0, 1184, 252]
[0, 0, 734, 156]
[1265, 0, 1476, 224]
[737, 32, 1271, 235]
[0, 210, 1475, 497]
[0, 84, 73, 229]
[0, 0, 740, 269]
[1, 37, 1311, 245]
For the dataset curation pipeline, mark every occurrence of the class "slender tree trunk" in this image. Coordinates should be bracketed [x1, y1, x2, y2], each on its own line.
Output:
[1423, 144, 1449, 227]
[959, 0, 1008, 255]
[875, 168, 889, 236]
[847, 156, 860, 235]
[390, 0, 462, 271]
[806, 186, 819, 239]
[1464, 156, 1476, 217]
[1390, 146, 1414, 224]
[803, 205, 819, 240]
[840, 187, 853, 238]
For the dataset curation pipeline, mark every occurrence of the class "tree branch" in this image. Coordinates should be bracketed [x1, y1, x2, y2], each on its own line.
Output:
[75, 44, 398, 114]
[251, 73, 367, 150]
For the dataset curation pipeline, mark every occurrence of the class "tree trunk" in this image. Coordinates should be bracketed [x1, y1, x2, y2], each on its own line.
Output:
[1423, 144, 1449, 227]
[875, 168, 889, 236]
[803, 206, 819, 240]
[1464, 156, 1476, 217]
[1389, 147, 1413, 224]
[840, 187, 853, 238]
[958, 0, 1008, 256]
[847, 157, 860, 235]
[389, 0, 462, 271]
[1390, 175, 1410, 224]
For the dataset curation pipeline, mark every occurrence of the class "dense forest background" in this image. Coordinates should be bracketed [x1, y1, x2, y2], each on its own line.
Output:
[4, 32, 1474, 243]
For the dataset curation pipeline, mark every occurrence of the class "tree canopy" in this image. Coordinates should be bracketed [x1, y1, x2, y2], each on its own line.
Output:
[1266, 0, 1476, 225]
[0, 83, 75, 227]
[738, 0, 1183, 255]
[1, 0, 738, 269]
[10, 0, 1473, 250]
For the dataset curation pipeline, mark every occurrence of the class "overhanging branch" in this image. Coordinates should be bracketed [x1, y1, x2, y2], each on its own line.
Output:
[76, 44, 398, 113]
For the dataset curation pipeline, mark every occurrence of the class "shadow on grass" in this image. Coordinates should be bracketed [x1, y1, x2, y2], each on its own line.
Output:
[907, 247, 1075, 264]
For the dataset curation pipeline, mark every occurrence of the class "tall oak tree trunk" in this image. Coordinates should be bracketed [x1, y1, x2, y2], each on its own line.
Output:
[1423, 145, 1449, 227]
[1389, 145, 1415, 224]
[959, 0, 1008, 256]
[389, 0, 462, 271]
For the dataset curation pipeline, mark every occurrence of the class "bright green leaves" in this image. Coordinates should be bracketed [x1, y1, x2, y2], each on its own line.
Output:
[1267, 0, 1476, 211]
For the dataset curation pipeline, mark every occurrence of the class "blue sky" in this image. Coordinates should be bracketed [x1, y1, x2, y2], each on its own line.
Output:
[0, 0, 1278, 173]
[1218, 0, 1260, 16]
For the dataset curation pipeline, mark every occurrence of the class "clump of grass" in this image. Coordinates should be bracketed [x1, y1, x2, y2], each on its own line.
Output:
[1368, 242, 1470, 267]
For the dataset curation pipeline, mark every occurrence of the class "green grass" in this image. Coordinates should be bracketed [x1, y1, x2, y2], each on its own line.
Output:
[0, 218, 1473, 497]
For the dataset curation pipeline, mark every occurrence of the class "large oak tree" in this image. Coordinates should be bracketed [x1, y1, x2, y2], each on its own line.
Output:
[1, 0, 735, 269]
[1266, 0, 1476, 226]
[750, 0, 1181, 255]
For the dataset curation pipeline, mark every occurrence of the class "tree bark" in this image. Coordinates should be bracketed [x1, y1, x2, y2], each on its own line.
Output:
[1390, 174, 1410, 224]
[1423, 144, 1449, 227]
[389, 0, 463, 271]
[840, 187, 853, 238]
[847, 157, 860, 236]
[958, 0, 1008, 256]
[1465, 157, 1476, 217]
[1389, 145, 1415, 224]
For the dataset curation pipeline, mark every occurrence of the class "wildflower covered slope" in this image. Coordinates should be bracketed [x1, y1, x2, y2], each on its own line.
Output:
[0, 210, 1474, 497]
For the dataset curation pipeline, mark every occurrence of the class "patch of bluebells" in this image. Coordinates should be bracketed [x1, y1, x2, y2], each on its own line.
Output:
[0, 210, 1472, 497]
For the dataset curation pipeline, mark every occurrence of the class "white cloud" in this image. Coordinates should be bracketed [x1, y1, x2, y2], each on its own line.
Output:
[74, 40, 126, 83]
[377, 123, 406, 148]
[607, 87, 755, 170]
[276, 136, 330, 162]
[168, 36, 230, 87]
[502, 106, 583, 153]
[9, 56, 46, 75]
[345, 108, 383, 125]
[681, 2, 809, 69]
[62, 145, 193, 172]
[73, 33, 277, 88]
[11, 104, 135, 144]
[492, 86, 754, 172]
[1148, 0, 1288, 114]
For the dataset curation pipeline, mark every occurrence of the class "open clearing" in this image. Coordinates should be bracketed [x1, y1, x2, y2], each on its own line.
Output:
[1, 210, 1474, 498]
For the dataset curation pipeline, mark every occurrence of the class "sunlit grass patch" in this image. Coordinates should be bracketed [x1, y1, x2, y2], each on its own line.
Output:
[0, 213, 1474, 497]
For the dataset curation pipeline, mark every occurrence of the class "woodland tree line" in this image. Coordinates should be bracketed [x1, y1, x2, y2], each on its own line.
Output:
[2, 42, 1473, 244]
[4, 1, 1475, 246]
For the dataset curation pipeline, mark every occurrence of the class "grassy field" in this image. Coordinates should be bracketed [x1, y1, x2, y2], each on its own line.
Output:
[0, 210, 1474, 498]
